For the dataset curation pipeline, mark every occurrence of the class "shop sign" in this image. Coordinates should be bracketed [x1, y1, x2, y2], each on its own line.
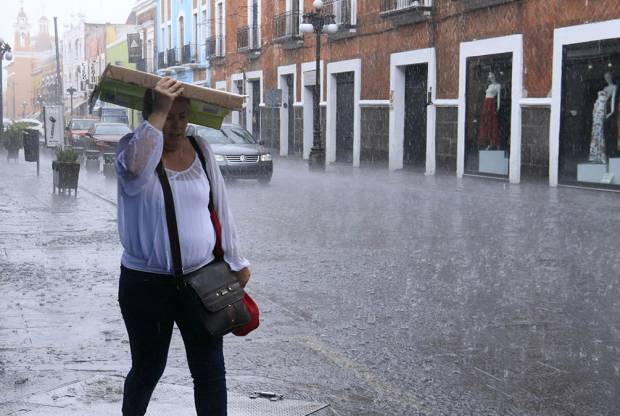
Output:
[128, 34, 143, 63]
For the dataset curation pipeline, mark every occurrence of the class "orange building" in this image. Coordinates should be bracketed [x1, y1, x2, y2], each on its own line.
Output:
[4, 9, 55, 120]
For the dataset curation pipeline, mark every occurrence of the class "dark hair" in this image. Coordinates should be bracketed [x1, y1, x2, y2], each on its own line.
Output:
[142, 89, 155, 120]
[142, 89, 190, 121]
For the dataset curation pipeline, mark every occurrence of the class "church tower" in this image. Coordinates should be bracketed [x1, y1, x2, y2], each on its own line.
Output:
[13, 7, 32, 52]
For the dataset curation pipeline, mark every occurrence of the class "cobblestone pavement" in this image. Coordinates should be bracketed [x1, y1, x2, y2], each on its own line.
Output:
[1, 149, 619, 415]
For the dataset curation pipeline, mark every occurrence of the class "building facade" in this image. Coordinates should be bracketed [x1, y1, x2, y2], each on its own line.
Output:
[156, 0, 210, 84]
[5, 9, 55, 120]
[133, 0, 158, 74]
[199, 0, 620, 190]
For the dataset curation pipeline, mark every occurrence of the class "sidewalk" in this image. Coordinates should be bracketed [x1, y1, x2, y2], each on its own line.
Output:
[0, 152, 336, 415]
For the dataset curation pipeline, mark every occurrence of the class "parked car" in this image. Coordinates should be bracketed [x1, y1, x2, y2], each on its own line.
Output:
[99, 105, 129, 125]
[16, 118, 45, 144]
[186, 123, 273, 183]
[66, 118, 97, 147]
[85, 122, 132, 153]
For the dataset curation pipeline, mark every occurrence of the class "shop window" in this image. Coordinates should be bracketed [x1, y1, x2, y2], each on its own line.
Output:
[559, 38, 620, 188]
[464, 52, 512, 177]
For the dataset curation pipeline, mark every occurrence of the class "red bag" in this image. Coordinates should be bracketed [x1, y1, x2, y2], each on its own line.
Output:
[233, 293, 260, 336]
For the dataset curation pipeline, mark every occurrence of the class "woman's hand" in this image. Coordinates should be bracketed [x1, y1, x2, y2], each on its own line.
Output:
[236, 267, 251, 288]
[148, 77, 184, 131]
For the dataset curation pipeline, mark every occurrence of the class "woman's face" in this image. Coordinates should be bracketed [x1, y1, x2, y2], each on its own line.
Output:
[163, 98, 190, 141]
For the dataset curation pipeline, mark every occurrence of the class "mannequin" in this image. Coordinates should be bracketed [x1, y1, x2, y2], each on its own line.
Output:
[477, 72, 502, 149]
[602, 72, 617, 119]
[589, 90, 609, 163]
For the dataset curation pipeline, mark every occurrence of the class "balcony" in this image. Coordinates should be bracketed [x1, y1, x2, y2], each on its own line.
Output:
[181, 43, 200, 64]
[457, 0, 521, 12]
[205, 35, 225, 63]
[237, 26, 261, 56]
[166, 48, 179, 67]
[324, 0, 356, 41]
[380, 0, 433, 26]
[273, 11, 303, 50]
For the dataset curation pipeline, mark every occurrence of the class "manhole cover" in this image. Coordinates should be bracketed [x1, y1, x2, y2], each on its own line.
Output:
[24, 375, 329, 415]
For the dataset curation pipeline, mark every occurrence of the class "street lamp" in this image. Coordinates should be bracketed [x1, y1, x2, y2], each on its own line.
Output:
[67, 87, 76, 117]
[0, 38, 13, 139]
[300, 0, 337, 170]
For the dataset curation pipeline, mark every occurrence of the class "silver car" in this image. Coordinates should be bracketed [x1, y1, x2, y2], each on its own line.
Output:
[186, 123, 273, 183]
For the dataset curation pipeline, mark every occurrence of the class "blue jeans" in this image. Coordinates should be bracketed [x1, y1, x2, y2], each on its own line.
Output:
[118, 265, 227, 416]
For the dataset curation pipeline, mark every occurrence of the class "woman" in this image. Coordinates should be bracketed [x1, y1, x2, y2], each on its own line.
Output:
[115, 76, 251, 416]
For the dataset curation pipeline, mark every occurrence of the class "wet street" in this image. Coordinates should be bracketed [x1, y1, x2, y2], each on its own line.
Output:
[1, 149, 620, 415]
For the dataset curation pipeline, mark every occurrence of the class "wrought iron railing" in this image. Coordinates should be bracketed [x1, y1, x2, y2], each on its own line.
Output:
[182, 43, 200, 64]
[380, 0, 433, 13]
[166, 48, 178, 66]
[205, 36, 225, 58]
[324, 0, 352, 27]
[273, 11, 303, 42]
[157, 51, 166, 68]
[237, 26, 260, 52]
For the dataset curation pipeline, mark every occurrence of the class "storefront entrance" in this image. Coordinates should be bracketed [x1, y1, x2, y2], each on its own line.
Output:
[250, 80, 261, 140]
[464, 52, 513, 177]
[335, 72, 354, 163]
[403, 63, 428, 167]
[285, 75, 299, 155]
[559, 38, 620, 189]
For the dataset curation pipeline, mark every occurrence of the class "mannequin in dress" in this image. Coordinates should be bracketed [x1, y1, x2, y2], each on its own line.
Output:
[589, 90, 609, 163]
[477, 72, 502, 149]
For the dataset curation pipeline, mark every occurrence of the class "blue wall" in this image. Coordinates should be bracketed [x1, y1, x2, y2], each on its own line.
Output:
[156, 0, 211, 85]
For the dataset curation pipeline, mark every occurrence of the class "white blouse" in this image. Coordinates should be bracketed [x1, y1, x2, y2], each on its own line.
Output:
[116, 120, 250, 275]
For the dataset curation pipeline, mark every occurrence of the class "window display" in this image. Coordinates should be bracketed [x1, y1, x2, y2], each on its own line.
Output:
[559, 38, 620, 188]
[464, 53, 513, 177]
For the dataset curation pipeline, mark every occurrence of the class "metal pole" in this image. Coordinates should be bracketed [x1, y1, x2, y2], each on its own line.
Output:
[308, 17, 325, 171]
[42, 105, 47, 147]
[53, 17, 63, 107]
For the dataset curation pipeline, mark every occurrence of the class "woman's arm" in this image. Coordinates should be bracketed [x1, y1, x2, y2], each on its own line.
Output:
[195, 136, 251, 280]
[116, 121, 164, 195]
[116, 77, 184, 195]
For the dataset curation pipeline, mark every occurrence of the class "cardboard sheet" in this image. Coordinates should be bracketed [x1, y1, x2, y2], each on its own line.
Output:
[89, 65, 244, 129]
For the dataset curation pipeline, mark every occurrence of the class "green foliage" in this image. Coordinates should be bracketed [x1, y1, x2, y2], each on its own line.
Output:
[55, 147, 80, 163]
[3, 121, 29, 150]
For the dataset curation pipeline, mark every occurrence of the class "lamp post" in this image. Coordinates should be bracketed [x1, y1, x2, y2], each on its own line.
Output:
[300, 0, 337, 170]
[67, 87, 76, 117]
[0, 39, 13, 139]
[22, 101, 27, 118]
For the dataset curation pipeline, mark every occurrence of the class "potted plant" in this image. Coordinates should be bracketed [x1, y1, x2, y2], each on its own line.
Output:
[52, 147, 81, 196]
[4, 121, 27, 160]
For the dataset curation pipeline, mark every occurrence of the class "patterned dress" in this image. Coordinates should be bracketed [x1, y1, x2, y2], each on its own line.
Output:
[589, 91, 608, 163]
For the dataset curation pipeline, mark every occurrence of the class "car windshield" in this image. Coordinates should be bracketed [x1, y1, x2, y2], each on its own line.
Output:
[95, 124, 132, 135]
[71, 120, 95, 130]
[193, 126, 234, 145]
[222, 127, 256, 144]
[103, 116, 128, 124]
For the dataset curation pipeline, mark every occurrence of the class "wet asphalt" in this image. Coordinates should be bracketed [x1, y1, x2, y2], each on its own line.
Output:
[1, 148, 619, 415]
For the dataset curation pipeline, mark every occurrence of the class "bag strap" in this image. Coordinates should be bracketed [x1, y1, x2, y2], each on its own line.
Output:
[188, 136, 225, 260]
[155, 160, 184, 285]
[187, 136, 213, 211]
